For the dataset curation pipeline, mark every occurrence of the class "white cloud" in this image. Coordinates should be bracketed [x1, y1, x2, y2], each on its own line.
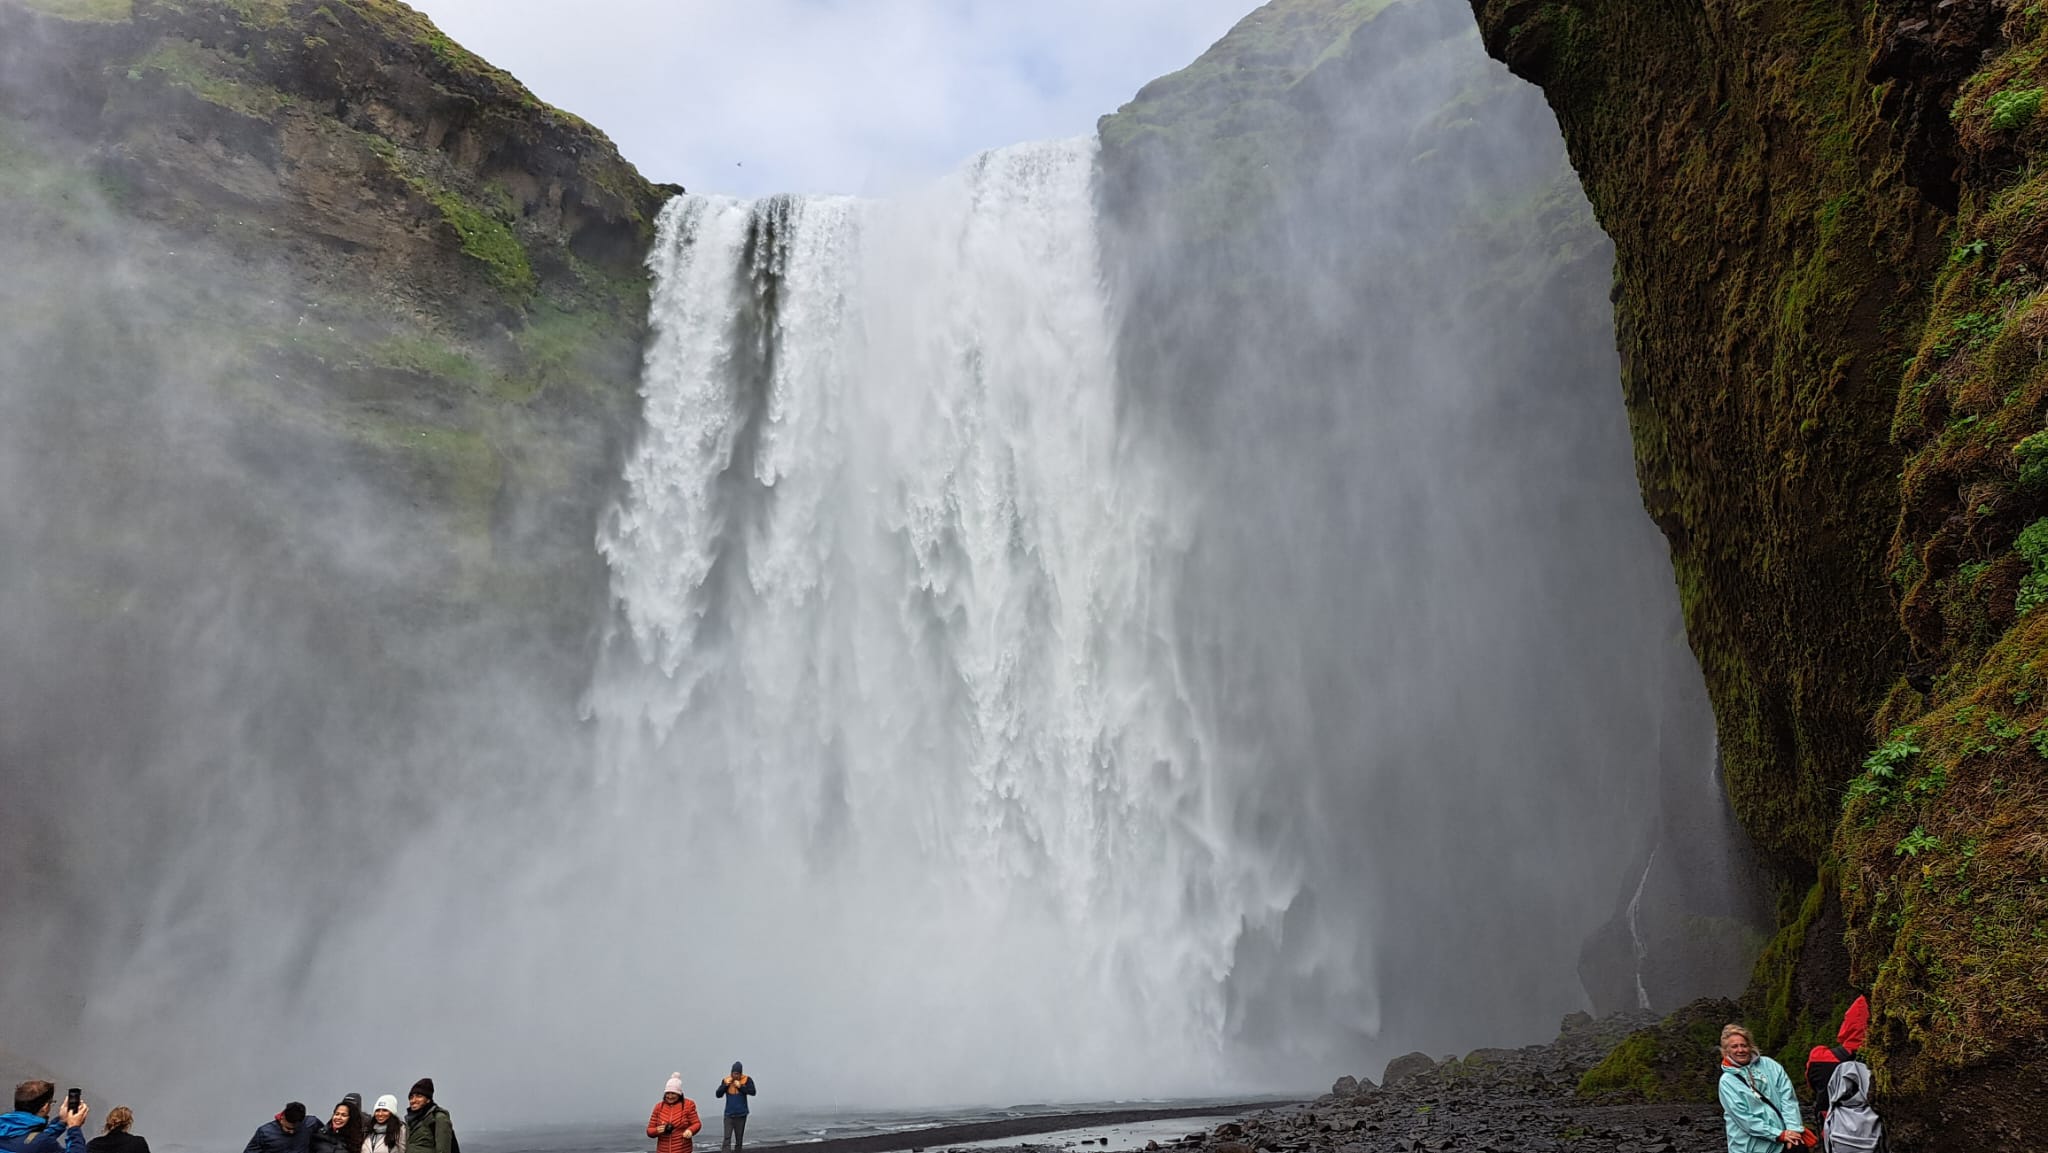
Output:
[407, 0, 1256, 196]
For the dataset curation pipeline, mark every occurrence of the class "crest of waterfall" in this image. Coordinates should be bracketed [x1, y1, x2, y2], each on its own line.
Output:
[589, 138, 1307, 1093]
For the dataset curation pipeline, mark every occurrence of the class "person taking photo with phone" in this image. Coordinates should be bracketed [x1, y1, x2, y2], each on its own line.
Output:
[1, 1081, 88, 1153]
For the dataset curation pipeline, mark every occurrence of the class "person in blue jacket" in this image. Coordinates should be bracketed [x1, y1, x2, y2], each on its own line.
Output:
[1718, 1024, 1806, 1153]
[243, 1103, 320, 1153]
[1, 1081, 88, 1153]
[714, 1063, 756, 1153]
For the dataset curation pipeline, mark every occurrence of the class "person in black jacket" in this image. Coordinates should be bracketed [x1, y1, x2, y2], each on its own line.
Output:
[244, 1103, 320, 1153]
[314, 1100, 364, 1153]
[85, 1108, 147, 1153]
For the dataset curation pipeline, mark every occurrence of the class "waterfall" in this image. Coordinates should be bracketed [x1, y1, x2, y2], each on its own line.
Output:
[1626, 846, 1660, 1011]
[589, 138, 1294, 1097]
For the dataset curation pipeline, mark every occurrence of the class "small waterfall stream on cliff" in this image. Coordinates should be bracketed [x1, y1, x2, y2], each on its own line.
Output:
[587, 138, 1281, 1095]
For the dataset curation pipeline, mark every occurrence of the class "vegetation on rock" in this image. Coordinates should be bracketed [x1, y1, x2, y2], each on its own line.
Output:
[1468, 0, 2048, 1145]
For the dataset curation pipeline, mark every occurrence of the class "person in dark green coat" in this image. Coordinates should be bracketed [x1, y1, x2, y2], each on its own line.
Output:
[402, 1081, 453, 1153]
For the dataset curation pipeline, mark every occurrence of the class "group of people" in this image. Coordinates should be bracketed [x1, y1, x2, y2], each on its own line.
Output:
[649, 1063, 758, 1153]
[1717, 996, 1885, 1153]
[0, 1078, 456, 1153]
[1, 1066, 759, 1153]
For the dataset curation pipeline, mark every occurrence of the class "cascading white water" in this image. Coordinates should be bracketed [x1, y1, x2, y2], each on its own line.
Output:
[589, 138, 1301, 1097]
[1625, 846, 1659, 1011]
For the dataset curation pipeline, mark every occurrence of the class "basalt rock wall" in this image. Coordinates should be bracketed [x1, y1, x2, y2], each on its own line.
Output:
[1468, 1, 2048, 1144]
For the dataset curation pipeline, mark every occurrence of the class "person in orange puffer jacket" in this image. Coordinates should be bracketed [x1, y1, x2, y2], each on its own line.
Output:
[1804, 996, 1870, 1143]
[648, 1075, 701, 1153]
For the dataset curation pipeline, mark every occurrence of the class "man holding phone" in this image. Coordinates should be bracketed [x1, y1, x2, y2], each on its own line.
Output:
[0, 1081, 89, 1153]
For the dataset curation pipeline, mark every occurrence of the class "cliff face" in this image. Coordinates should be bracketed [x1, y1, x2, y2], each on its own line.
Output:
[0, 0, 664, 1055]
[1468, 0, 2047, 1143]
[0, 0, 665, 638]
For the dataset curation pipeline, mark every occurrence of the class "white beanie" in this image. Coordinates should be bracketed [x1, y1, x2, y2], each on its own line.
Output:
[665, 1073, 684, 1096]
[374, 1095, 399, 1115]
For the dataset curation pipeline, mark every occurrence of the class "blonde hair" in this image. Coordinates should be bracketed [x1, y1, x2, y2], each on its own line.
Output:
[103, 1108, 133, 1135]
[1720, 1023, 1755, 1047]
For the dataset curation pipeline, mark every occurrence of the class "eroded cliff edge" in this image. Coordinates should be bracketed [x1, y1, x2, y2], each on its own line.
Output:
[1469, 1, 2047, 1143]
[0, 0, 669, 1037]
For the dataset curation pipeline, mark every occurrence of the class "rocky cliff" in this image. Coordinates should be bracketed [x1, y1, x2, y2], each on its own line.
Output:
[0, 0, 665, 1049]
[0, 0, 666, 646]
[1469, 0, 2048, 1144]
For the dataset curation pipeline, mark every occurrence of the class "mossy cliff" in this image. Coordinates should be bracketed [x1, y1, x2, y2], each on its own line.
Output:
[0, 0, 668, 1018]
[0, 0, 668, 666]
[1468, 0, 2047, 1143]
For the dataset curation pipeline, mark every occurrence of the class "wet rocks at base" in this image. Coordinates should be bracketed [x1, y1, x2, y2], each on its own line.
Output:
[1150, 1011, 1721, 1153]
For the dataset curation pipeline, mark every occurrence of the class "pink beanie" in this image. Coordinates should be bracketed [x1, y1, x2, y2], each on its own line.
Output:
[665, 1073, 684, 1096]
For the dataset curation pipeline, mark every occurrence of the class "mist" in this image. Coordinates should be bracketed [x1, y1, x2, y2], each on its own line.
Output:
[0, 0, 1755, 1144]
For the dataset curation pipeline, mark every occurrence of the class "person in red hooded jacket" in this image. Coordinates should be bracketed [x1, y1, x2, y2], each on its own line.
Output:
[1804, 995, 1870, 1139]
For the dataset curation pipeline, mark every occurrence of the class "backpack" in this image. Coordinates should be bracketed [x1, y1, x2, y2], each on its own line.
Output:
[1823, 1059, 1886, 1153]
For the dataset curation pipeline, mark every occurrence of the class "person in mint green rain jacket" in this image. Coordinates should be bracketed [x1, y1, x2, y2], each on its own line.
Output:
[1718, 1023, 1807, 1153]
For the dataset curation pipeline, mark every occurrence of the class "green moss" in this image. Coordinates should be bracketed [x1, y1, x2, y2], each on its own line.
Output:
[1988, 86, 2045, 133]
[372, 333, 491, 391]
[2014, 430, 2048, 488]
[1576, 1005, 1730, 1103]
[131, 38, 291, 118]
[1750, 876, 1830, 1057]
[1577, 1033, 1660, 1098]
[2014, 518, 2048, 615]
[429, 188, 533, 297]
[17, 0, 131, 18]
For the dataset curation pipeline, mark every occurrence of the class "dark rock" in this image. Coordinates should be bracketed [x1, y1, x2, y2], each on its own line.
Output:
[1213, 1126, 1245, 1142]
[1382, 1051, 1439, 1086]
[1559, 1011, 1594, 1033]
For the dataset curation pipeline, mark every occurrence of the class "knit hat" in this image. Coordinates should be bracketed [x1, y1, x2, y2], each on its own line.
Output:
[409, 1079, 434, 1101]
[343, 1094, 363, 1116]
[664, 1073, 683, 1096]
[731, 1062, 743, 1074]
[374, 1096, 399, 1115]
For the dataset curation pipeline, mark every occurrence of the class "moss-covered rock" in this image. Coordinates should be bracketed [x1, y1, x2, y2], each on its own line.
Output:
[1467, 0, 2048, 1145]
[1577, 998, 1738, 1103]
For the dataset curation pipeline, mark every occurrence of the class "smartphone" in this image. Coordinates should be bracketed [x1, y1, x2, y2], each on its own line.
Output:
[66, 1089, 81, 1112]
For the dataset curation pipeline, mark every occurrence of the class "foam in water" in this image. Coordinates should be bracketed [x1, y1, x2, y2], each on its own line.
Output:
[590, 138, 1295, 1098]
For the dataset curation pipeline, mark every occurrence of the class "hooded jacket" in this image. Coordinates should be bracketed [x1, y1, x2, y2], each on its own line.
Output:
[0, 1112, 86, 1153]
[1805, 996, 1870, 1112]
[647, 1098, 701, 1153]
[1822, 1058, 1884, 1152]
[1719, 1054, 1803, 1153]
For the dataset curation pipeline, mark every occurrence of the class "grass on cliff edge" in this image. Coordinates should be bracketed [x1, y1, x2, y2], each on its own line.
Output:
[16, 0, 131, 20]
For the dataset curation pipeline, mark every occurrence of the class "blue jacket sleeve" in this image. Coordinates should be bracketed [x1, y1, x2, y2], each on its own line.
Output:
[60, 1126, 86, 1153]
[744, 1081, 756, 1097]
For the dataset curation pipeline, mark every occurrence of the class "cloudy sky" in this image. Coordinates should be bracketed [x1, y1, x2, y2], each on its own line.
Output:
[408, 0, 1258, 198]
